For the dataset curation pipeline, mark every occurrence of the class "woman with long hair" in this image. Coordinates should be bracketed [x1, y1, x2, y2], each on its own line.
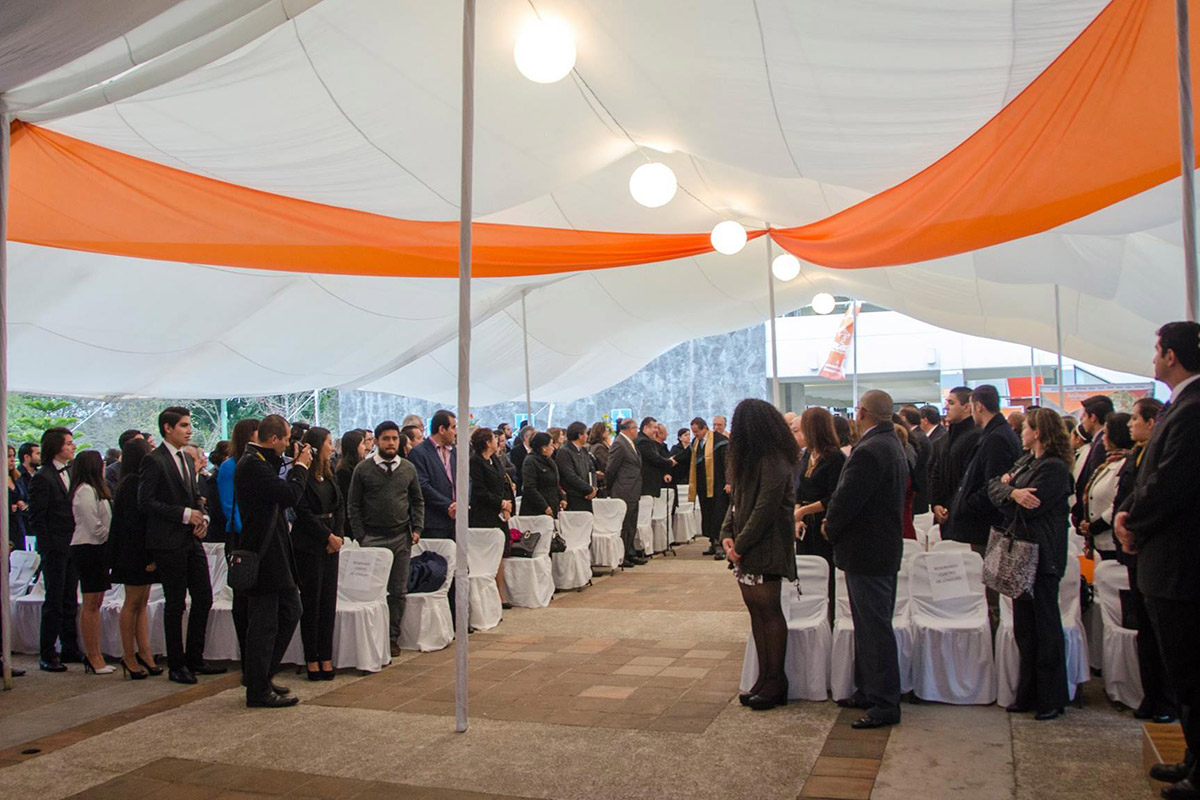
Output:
[335, 429, 367, 517]
[795, 407, 846, 609]
[8, 445, 28, 551]
[293, 427, 344, 680]
[110, 437, 158, 677]
[69, 450, 114, 674]
[988, 408, 1074, 720]
[218, 418, 259, 541]
[469, 427, 513, 605]
[586, 422, 611, 496]
[721, 398, 799, 710]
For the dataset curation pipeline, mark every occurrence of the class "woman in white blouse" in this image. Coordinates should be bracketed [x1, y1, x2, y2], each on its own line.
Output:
[1080, 414, 1134, 560]
[69, 450, 114, 674]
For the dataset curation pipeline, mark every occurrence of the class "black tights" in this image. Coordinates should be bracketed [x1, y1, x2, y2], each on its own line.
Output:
[740, 579, 788, 699]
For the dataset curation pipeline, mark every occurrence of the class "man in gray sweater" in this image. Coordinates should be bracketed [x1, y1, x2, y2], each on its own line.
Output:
[348, 420, 424, 657]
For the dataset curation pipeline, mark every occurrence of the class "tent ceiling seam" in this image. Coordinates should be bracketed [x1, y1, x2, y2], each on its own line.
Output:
[111, 104, 216, 178]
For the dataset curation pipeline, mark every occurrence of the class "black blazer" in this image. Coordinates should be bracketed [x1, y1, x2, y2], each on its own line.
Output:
[668, 442, 691, 485]
[28, 462, 74, 554]
[908, 425, 933, 515]
[519, 452, 563, 517]
[555, 442, 594, 508]
[1122, 378, 1200, 601]
[825, 422, 909, 576]
[198, 471, 227, 544]
[138, 445, 202, 552]
[988, 455, 1072, 577]
[469, 452, 508, 531]
[635, 433, 674, 497]
[292, 472, 344, 556]
[233, 445, 307, 594]
[928, 418, 980, 511]
[946, 415, 1022, 546]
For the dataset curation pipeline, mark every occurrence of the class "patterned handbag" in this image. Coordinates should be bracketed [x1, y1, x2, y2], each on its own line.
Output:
[982, 516, 1040, 599]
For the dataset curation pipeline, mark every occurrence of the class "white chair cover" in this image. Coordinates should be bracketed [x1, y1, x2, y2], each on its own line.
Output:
[917, 522, 944, 552]
[673, 484, 699, 544]
[552, 511, 594, 591]
[651, 490, 670, 553]
[739, 556, 831, 701]
[504, 516, 555, 608]
[399, 538, 456, 652]
[1094, 560, 1142, 709]
[590, 498, 625, 571]
[931, 540, 971, 552]
[830, 568, 914, 701]
[635, 496, 654, 555]
[8, 550, 39, 597]
[901, 539, 923, 566]
[909, 551, 997, 705]
[994, 559, 1091, 707]
[467, 527, 505, 631]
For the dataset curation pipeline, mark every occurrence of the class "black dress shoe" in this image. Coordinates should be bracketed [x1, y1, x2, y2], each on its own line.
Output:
[39, 657, 66, 673]
[836, 694, 871, 710]
[851, 714, 898, 729]
[738, 693, 753, 706]
[246, 691, 299, 709]
[746, 693, 786, 711]
[1162, 777, 1200, 799]
[1152, 761, 1196, 783]
[270, 680, 291, 695]
[1135, 700, 1157, 720]
[701, 547, 717, 556]
[1006, 703, 1034, 714]
[188, 662, 228, 676]
[168, 667, 198, 685]
[1034, 708, 1064, 721]
[1155, 713, 1180, 724]
[8, 666, 26, 677]
[713, 553, 726, 561]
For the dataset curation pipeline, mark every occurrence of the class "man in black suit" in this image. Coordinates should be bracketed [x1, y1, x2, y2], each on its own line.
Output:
[929, 388, 978, 535]
[635, 416, 676, 500]
[689, 417, 729, 558]
[1115, 322, 1200, 797]
[1073, 394, 1115, 529]
[899, 406, 932, 516]
[606, 418, 645, 566]
[235, 414, 311, 708]
[138, 407, 225, 684]
[945, 384, 1022, 549]
[824, 389, 908, 729]
[918, 406, 945, 445]
[28, 427, 83, 671]
[556, 421, 596, 512]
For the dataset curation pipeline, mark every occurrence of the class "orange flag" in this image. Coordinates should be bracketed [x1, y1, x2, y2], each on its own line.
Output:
[819, 303, 860, 380]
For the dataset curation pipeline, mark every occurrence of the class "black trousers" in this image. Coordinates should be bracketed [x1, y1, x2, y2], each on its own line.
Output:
[244, 587, 302, 699]
[615, 494, 639, 559]
[846, 571, 901, 722]
[1145, 594, 1200, 764]
[152, 539, 213, 670]
[1013, 572, 1069, 713]
[565, 495, 593, 513]
[698, 493, 728, 545]
[38, 547, 80, 660]
[1127, 562, 1176, 715]
[295, 550, 339, 663]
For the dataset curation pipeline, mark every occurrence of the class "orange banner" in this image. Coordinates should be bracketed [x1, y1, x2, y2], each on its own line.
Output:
[819, 303, 859, 380]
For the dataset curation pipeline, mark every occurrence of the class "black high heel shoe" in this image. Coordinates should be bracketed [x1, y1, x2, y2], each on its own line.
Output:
[306, 669, 324, 681]
[137, 654, 163, 676]
[121, 660, 148, 680]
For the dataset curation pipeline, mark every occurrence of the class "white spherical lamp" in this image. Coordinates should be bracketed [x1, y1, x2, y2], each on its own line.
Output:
[514, 18, 576, 84]
[629, 162, 677, 208]
[709, 221, 747, 255]
[811, 292, 837, 315]
[771, 253, 801, 282]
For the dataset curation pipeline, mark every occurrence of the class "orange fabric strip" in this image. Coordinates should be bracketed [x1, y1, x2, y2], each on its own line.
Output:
[7, 122, 752, 278]
[772, 0, 1199, 268]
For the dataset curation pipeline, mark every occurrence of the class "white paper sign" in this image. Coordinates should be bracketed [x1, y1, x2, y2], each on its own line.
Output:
[341, 553, 376, 592]
[926, 552, 972, 601]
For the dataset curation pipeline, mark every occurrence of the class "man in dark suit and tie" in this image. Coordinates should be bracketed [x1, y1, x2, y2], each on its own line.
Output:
[824, 389, 908, 729]
[899, 407, 932, 516]
[635, 417, 676, 501]
[409, 409, 457, 540]
[28, 427, 84, 671]
[1073, 394, 1114, 530]
[1116, 322, 1200, 797]
[556, 421, 597, 512]
[138, 406, 225, 684]
[606, 418, 645, 566]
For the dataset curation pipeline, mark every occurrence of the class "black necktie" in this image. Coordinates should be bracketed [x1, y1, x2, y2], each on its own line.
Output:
[177, 452, 190, 486]
[385, 460, 395, 475]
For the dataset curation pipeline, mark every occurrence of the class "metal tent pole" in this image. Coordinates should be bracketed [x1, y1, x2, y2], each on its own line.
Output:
[1055, 285, 1066, 409]
[521, 291, 533, 423]
[1, 113, 12, 690]
[453, 0, 475, 734]
[1177, 0, 1199, 321]
[766, 227, 780, 408]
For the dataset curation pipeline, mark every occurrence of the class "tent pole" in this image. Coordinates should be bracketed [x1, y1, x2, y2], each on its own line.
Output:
[453, 0, 475, 735]
[851, 300, 859, 410]
[765, 226, 780, 409]
[1029, 348, 1037, 406]
[1, 112, 12, 690]
[312, 388, 319, 427]
[521, 291, 532, 423]
[1055, 284, 1066, 410]
[1178, 0, 1199, 322]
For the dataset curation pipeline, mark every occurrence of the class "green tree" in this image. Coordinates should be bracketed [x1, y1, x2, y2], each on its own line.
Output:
[7, 395, 91, 448]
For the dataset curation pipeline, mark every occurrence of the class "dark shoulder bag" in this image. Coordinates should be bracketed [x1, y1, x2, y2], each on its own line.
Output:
[227, 452, 275, 592]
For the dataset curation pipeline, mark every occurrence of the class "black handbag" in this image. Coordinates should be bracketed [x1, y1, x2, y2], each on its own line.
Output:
[509, 531, 541, 558]
[550, 533, 567, 553]
[227, 454, 276, 592]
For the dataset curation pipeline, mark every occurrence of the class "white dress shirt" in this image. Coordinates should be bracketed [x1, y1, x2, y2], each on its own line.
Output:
[1170, 373, 1200, 402]
[53, 457, 71, 490]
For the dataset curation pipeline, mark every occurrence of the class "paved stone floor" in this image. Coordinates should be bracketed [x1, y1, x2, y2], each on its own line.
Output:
[0, 539, 1169, 799]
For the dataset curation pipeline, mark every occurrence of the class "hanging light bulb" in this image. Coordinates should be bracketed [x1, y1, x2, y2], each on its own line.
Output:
[710, 220, 747, 255]
[629, 162, 677, 208]
[771, 253, 801, 282]
[514, 18, 576, 84]
[811, 292, 837, 314]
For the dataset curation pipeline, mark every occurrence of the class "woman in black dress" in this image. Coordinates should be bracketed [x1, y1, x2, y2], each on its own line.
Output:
[794, 407, 846, 611]
[335, 429, 366, 527]
[293, 427, 344, 680]
[469, 427, 513, 604]
[519, 432, 565, 518]
[109, 437, 159, 678]
[7, 445, 28, 551]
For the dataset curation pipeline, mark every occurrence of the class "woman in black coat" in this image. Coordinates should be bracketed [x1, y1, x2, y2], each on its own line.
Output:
[469, 427, 513, 605]
[794, 407, 846, 613]
[720, 398, 799, 711]
[519, 432, 565, 518]
[293, 427, 344, 681]
[109, 437, 160, 678]
[988, 408, 1073, 721]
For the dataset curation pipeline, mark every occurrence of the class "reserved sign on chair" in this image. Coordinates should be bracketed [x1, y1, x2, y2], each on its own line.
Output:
[926, 552, 972, 601]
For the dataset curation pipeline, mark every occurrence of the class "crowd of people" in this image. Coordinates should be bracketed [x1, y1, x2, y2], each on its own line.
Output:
[3, 322, 1199, 794]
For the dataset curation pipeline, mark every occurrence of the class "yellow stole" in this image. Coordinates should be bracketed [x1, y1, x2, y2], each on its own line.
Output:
[688, 433, 716, 502]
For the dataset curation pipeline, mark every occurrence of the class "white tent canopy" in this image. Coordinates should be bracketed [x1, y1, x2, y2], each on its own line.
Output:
[1, 0, 1181, 401]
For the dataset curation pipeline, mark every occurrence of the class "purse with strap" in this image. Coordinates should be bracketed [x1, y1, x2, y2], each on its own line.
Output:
[982, 511, 1039, 599]
[508, 530, 541, 558]
[227, 450, 276, 592]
